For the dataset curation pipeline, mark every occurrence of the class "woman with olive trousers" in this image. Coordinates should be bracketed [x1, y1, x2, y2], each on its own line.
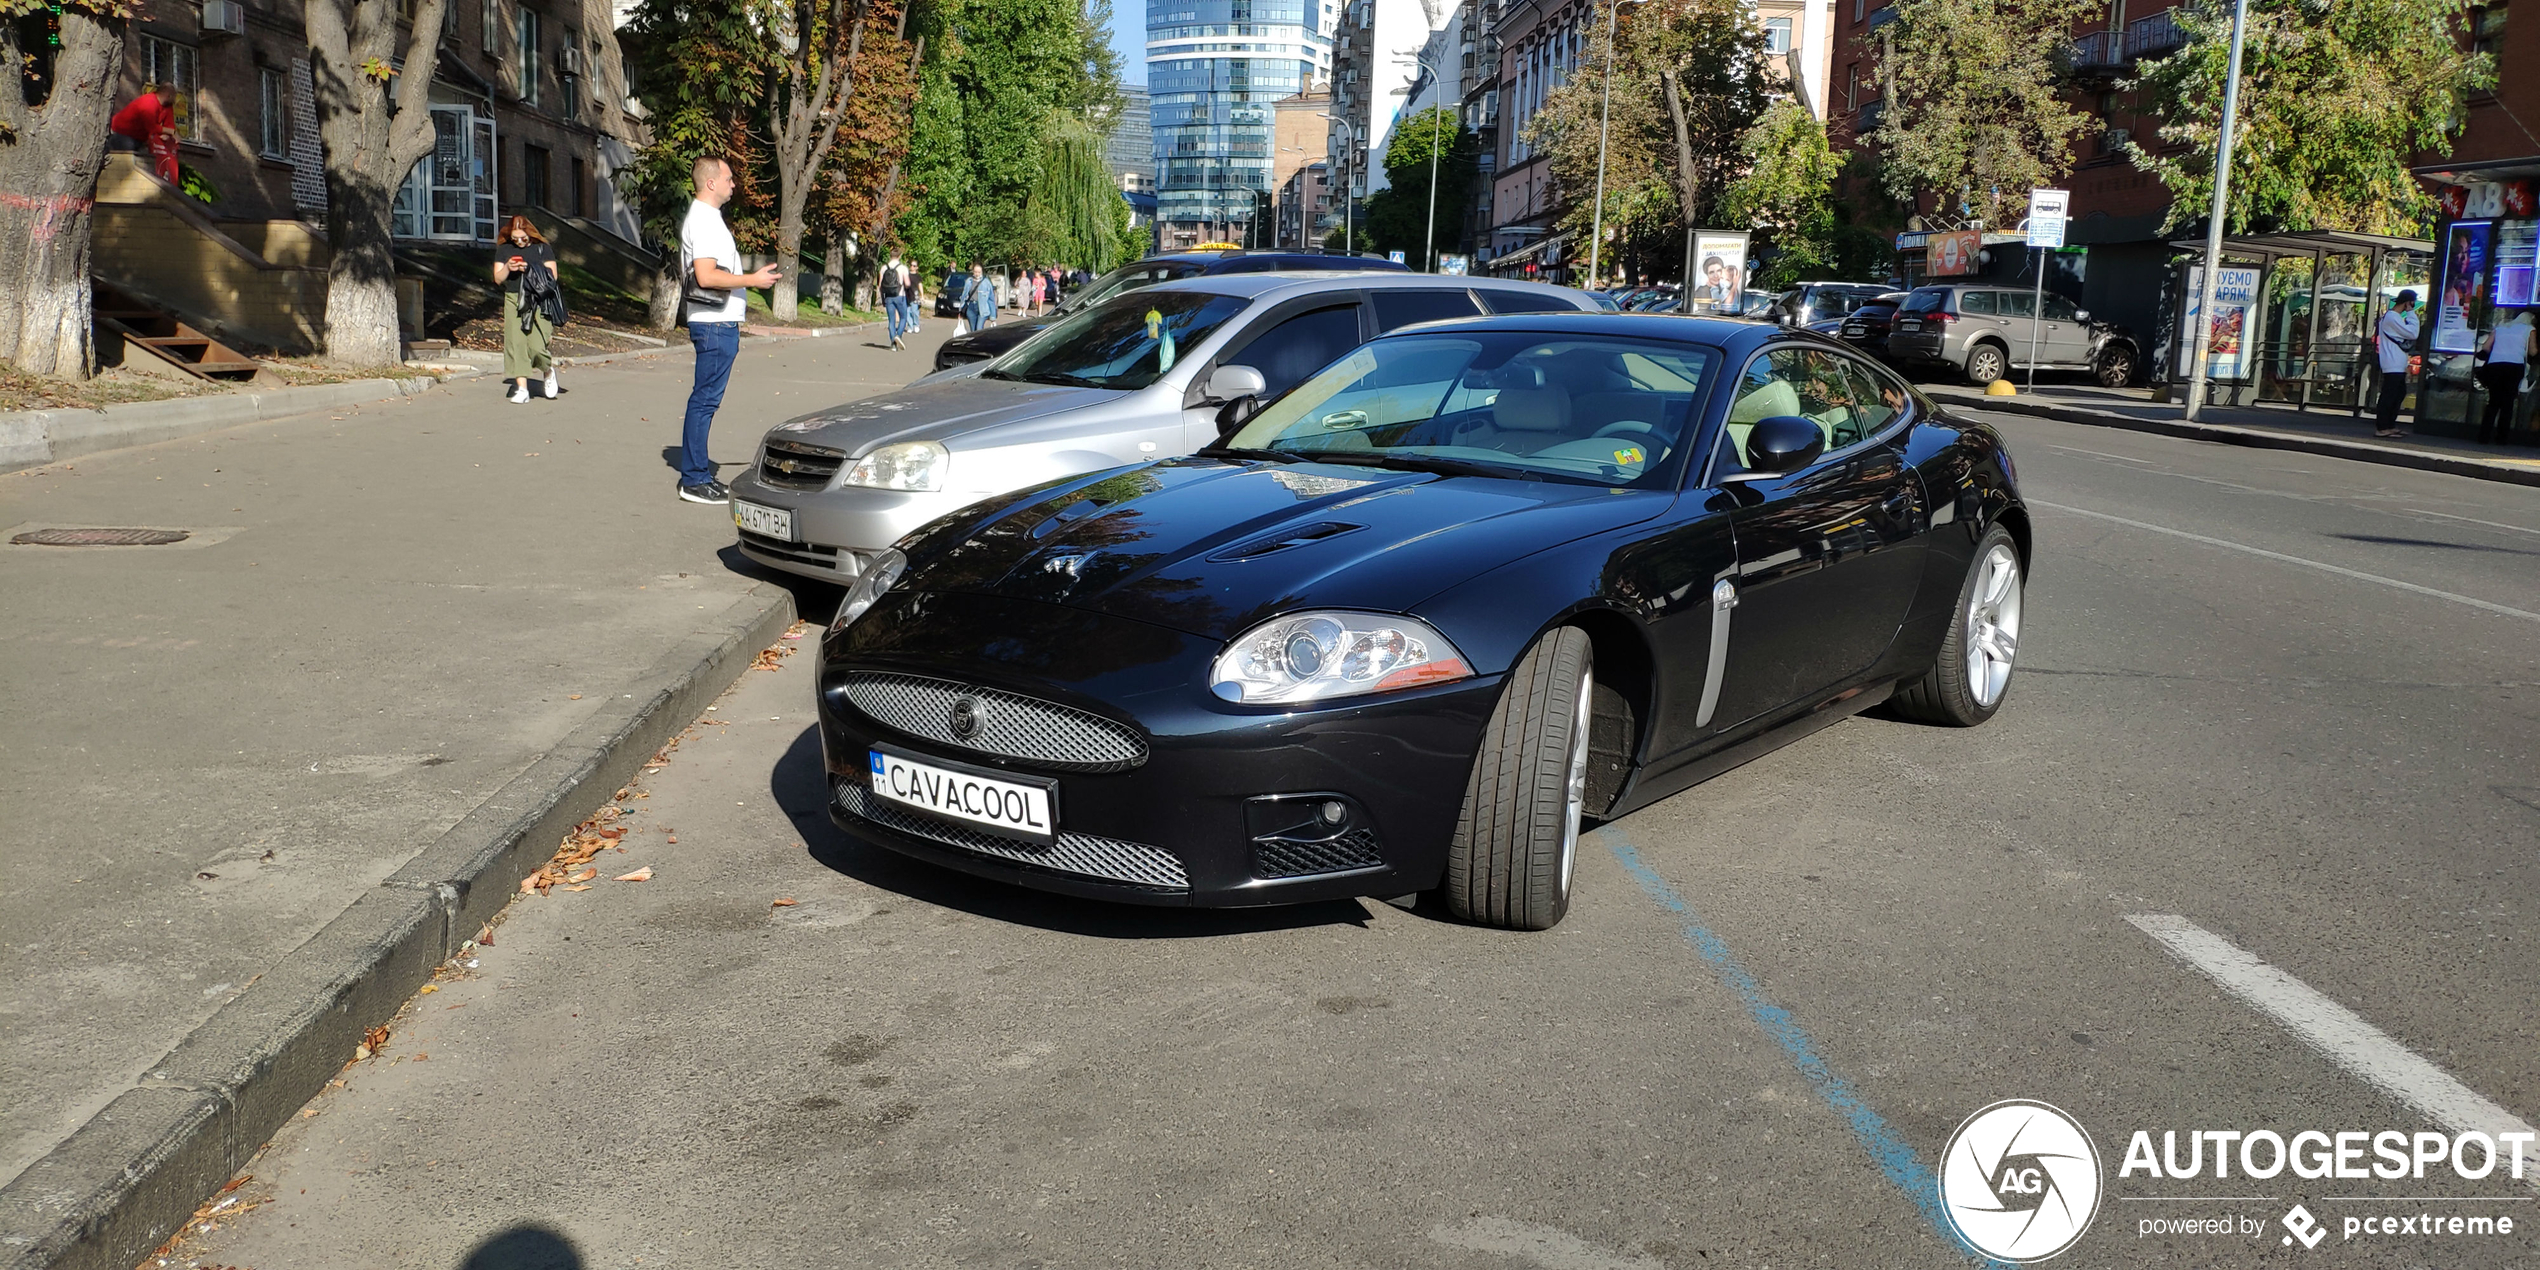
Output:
[492, 214, 561, 403]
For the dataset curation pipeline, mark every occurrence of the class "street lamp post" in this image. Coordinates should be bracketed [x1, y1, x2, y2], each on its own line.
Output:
[2182, 0, 2253, 422]
[1319, 113, 1358, 254]
[1411, 54, 1450, 272]
[1587, 0, 1644, 288]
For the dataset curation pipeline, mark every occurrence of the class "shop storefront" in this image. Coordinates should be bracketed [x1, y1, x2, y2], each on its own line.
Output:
[2160, 231, 2432, 417]
[2414, 165, 2540, 440]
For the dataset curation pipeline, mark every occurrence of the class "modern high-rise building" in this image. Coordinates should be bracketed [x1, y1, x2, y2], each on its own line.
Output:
[1149, 0, 1338, 249]
[1105, 85, 1156, 194]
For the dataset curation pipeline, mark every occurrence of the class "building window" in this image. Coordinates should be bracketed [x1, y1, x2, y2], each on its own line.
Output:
[481, 0, 502, 52]
[570, 155, 586, 216]
[524, 143, 550, 209]
[141, 37, 200, 141]
[517, 7, 543, 108]
[2472, 0, 2508, 68]
[1764, 16, 1792, 51]
[259, 68, 289, 158]
[1854, 0, 1865, 20]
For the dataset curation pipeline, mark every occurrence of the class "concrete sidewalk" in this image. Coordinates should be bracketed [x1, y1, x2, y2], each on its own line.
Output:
[0, 320, 943, 1268]
[1926, 382, 2540, 488]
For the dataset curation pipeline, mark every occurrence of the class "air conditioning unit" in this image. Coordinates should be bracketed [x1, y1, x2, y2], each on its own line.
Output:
[559, 45, 583, 76]
[202, 0, 246, 36]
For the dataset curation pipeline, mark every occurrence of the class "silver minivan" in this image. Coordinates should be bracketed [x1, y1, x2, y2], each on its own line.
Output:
[726, 273, 1598, 583]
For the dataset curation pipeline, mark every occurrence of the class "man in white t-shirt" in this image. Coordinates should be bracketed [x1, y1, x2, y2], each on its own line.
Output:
[2371, 290, 2420, 438]
[675, 154, 780, 504]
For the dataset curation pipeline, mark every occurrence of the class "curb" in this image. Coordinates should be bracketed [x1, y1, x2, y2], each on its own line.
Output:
[0, 584, 799, 1270]
[1933, 390, 2540, 489]
[0, 374, 465, 475]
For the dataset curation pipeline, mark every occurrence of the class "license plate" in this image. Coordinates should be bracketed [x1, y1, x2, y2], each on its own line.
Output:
[732, 499, 795, 541]
[869, 746, 1057, 845]
[1896, 319, 1920, 332]
[1842, 324, 1866, 336]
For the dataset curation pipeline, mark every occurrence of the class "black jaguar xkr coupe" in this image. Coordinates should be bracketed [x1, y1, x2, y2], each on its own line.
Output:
[817, 312, 2028, 930]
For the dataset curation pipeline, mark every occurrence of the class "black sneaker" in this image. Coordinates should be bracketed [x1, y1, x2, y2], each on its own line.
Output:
[678, 480, 730, 504]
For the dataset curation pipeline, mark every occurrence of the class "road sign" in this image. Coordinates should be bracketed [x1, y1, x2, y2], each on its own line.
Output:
[2026, 189, 2069, 249]
[1387, 250, 1406, 264]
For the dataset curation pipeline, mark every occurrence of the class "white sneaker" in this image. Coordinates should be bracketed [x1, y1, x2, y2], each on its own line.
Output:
[542, 369, 559, 398]
[508, 380, 529, 404]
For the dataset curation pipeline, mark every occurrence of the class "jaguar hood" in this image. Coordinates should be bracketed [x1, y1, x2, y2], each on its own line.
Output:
[900, 457, 1671, 640]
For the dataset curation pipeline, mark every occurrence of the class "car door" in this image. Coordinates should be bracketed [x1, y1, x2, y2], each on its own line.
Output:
[2039, 292, 2093, 366]
[1183, 298, 1370, 448]
[1993, 289, 2046, 368]
[1698, 346, 1927, 734]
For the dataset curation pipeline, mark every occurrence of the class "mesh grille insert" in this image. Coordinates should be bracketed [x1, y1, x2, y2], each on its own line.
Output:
[1252, 829, 1387, 879]
[840, 673, 1147, 772]
[836, 782, 1189, 890]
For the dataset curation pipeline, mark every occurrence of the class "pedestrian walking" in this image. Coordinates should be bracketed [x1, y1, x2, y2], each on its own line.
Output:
[2475, 307, 2535, 445]
[965, 264, 995, 330]
[1031, 267, 1047, 317]
[2372, 291, 2421, 438]
[880, 254, 912, 350]
[675, 154, 780, 505]
[492, 215, 563, 403]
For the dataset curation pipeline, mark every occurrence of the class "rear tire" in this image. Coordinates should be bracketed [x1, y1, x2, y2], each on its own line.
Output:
[1891, 526, 2023, 727]
[1444, 627, 1593, 930]
[1964, 343, 2007, 386]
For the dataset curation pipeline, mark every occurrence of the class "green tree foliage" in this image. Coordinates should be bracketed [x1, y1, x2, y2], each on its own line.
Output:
[1362, 108, 1480, 267]
[1521, 0, 1772, 279]
[1720, 102, 1892, 287]
[912, 0, 1128, 269]
[1871, 0, 2102, 229]
[2128, 0, 2491, 235]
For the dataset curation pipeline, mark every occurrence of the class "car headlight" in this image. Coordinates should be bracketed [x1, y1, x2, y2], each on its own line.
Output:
[843, 441, 948, 491]
[1210, 610, 1472, 704]
[831, 548, 907, 632]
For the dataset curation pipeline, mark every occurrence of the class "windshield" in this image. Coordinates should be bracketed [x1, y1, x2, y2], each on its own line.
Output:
[987, 291, 1249, 391]
[1057, 261, 1209, 314]
[1223, 333, 1719, 488]
[1900, 288, 1949, 314]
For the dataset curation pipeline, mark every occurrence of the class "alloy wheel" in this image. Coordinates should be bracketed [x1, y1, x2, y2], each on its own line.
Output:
[1559, 668, 1593, 894]
[1967, 345, 2004, 384]
[1963, 543, 2022, 707]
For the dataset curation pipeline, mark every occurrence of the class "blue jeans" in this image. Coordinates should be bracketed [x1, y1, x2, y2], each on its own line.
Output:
[681, 321, 741, 486]
[885, 295, 911, 342]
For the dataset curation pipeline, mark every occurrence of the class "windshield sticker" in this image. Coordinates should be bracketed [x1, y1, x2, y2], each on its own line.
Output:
[1267, 470, 1376, 499]
[1613, 445, 1645, 465]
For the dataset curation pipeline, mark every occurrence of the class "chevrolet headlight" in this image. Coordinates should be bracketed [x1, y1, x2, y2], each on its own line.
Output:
[843, 441, 948, 491]
[1210, 611, 1472, 704]
[832, 548, 907, 632]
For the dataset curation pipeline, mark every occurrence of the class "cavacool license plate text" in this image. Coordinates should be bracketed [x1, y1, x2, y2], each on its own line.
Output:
[868, 746, 1058, 845]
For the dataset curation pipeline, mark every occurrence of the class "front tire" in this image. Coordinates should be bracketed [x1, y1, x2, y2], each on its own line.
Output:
[1964, 342, 2007, 386]
[1892, 526, 2023, 726]
[2094, 343, 2137, 388]
[1444, 628, 1593, 930]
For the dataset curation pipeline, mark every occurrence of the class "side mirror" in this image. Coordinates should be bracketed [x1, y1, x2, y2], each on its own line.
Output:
[1203, 363, 1266, 405]
[1214, 395, 1259, 436]
[1747, 415, 1826, 474]
[2075, 308, 2092, 322]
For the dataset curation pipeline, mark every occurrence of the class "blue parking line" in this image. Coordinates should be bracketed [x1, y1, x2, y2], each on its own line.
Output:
[1598, 828, 2007, 1267]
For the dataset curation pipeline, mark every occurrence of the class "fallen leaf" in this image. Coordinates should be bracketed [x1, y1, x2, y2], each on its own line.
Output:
[614, 866, 654, 882]
[665, 835, 678, 844]
[353, 1044, 372, 1061]
[419, 984, 438, 994]
[301, 1108, 319, 1118]
[476, 924, 495, 946]
[519, 875, 541, 894]
[563, 883, 592, 892]
[412, 1053, 429, 1061]
[567, 866, 598, 884]
[568, 693, 583, 700]
[364, 1025, 391, 1051]
[771, 897, 797, 908]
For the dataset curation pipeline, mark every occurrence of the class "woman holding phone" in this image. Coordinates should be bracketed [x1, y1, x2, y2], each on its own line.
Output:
[491, 215, 562, 403]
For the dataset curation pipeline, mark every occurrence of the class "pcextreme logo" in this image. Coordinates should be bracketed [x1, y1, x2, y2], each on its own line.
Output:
[1938, 1100, 2106, 1262]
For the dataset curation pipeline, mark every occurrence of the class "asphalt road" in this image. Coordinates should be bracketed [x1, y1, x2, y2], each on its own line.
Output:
[176, 410, 2540, 1269]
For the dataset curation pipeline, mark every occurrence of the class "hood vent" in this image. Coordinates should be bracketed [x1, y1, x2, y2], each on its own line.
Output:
[1208, 521, 1363, 562]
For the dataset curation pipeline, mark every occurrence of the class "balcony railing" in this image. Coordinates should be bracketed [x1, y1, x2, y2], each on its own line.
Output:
[1854, 98, 1885, 132]
[2123, 9, 2182, 59]
[2068, 31, 2122, 71]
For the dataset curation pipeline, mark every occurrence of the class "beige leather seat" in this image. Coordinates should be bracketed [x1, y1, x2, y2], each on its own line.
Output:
[1724, 377, 1804, 464]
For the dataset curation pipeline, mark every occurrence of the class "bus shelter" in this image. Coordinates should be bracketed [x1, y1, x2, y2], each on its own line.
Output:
[2164, 231, 2433, 415]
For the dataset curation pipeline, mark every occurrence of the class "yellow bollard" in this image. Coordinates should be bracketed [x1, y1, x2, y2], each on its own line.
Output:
[1985, 379, 2019, 396]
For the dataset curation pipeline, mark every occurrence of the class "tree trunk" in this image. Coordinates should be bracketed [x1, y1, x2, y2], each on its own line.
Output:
[821, 229, 845, 314]
[650, 257, 682, 330]
[771, 182, 806, 320]
[306, 0, 448, 367]
[1659, 69, 1703, 233]
[0, 8, 125, 380]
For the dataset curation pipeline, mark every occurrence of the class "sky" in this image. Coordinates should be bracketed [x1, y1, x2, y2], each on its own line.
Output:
[1108, 1, 1147, 86]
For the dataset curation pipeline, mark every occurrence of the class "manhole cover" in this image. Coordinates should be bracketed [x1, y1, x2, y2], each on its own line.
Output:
[11, 527, 192, 546]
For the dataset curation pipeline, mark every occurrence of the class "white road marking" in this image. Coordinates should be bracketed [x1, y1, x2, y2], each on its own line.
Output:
[2035, 500, 2540, 624]
[2404, 507, 2540, 538]
[1428, 1217, 1664, 1270]
[2127, 914, 2540, 1192]
[2042, 443, 2158, 464]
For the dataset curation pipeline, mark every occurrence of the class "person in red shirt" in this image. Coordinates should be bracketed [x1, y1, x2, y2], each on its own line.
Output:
[109, 86, 179, 184]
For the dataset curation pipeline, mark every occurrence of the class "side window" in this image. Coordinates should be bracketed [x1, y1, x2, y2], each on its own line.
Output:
[2041, 294, 2082, 322]
[1718, 348, 1900, 471]
[1372, 289, 1483, 331]
[1959, 290, 1997, 316]
[1996, 291, 2037, 319]
[1480, 288, 1580, 314]
[1222, 304, 1365, 400]
[1822, 354, 1906, 444]
[1719, 349, 1809, 471]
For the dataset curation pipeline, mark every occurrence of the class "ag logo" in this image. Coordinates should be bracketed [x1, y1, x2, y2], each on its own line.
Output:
[1938, 1099, 2103, 1262]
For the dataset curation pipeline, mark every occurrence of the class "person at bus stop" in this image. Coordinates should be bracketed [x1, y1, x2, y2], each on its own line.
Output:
[2476, 307, 2535, 445]
[2372, 290, 2421, 438]
[109, 85, 179, 184]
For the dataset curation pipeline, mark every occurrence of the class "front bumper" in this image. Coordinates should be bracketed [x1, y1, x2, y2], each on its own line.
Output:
[817, 591, 1499, 907]
[727, 463, 982, 583]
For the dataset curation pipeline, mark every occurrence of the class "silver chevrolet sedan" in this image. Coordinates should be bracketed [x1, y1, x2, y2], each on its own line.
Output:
[727, 272, 1598, 583]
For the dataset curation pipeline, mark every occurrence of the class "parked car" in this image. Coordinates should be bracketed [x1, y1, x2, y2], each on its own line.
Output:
[933, 251, 1410, 372]
[816, 313, 2029, 928]
[729, 273, 1599, 584]
[933, 269, 973, 318]
[1772, 282, 1894, 328]
[1832, 291, 1911, 357]
[1886, 284, 2141, 387]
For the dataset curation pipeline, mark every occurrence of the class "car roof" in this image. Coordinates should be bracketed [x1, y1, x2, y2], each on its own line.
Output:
[1136, 272, 1597, 304]
[1143, 251, 1409, 272]
[1350, 309, 1830, 354]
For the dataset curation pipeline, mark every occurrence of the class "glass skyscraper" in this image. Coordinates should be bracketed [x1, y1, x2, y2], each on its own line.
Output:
[1148, 0, 1334, 242]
